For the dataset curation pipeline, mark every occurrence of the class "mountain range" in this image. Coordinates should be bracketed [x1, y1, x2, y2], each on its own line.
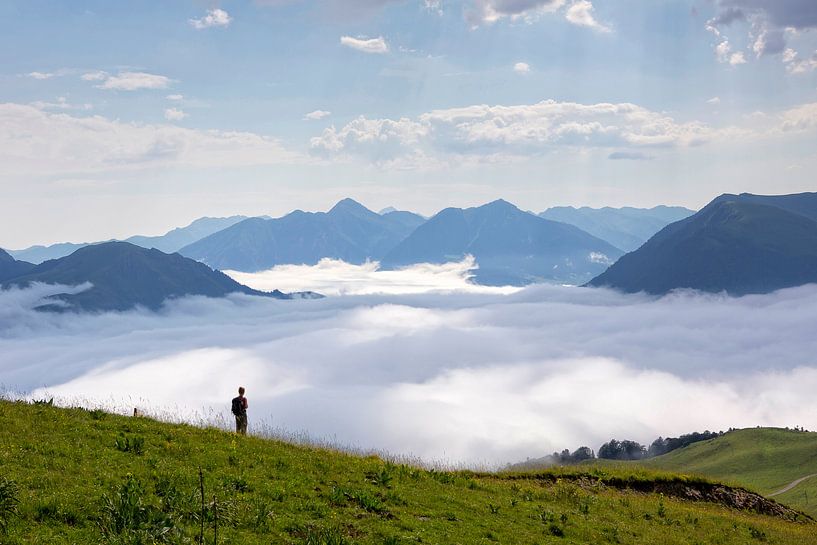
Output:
[380, 199, 624, 285]
[1, 242, 297, 312]
[9, 216, 250, 264]
[588, 192, 817, 295]
[540, 205, 694, 252]
[0, 249, 34, 282]
[179, 199, 426, 271]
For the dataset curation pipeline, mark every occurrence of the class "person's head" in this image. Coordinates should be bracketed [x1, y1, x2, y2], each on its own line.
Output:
[238, 386, 245, 396]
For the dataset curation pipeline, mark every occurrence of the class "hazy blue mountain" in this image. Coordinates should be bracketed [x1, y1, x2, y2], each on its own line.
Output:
[588, 193, 817, 295]
[380, 199, 624, 286]
[709, 192, 817, 222]
[9, 242, 95, 264]
[179, 199, 424, 272]
[381, 210, 426, 232]
[0, 249, 35, 282]
[2, 242, 292, 312]
[123, 215, 248, 253]
[378, 206, 398, 215]
[9, 216, 249, 264]
[540, 206, 694, 251]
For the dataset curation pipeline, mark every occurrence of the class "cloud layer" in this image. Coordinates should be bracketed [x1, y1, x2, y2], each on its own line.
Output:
[0, 103, 298, 176]
[2, 271, 817, 466]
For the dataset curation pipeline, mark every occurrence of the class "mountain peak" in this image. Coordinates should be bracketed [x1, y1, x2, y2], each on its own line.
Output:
[479, 199, 519, 211]
[329, 198, 372, 215]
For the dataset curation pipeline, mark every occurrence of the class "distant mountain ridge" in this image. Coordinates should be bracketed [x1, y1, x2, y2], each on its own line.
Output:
[380, 199, 624, 285]
[179, 199, 426, 272]
[540, 206, 695, 251]
[0, 249, 35, 282]
[9, 216, 250, 264]
[588, 192, 817, 295]
[2, 242, 296, 312]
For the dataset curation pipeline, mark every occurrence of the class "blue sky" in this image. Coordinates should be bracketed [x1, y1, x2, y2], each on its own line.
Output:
[2, 0, 817, 247]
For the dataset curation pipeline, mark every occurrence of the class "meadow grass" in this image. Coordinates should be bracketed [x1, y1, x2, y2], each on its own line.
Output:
[1, 400, 816, 544]
[640, 427, 817, 517]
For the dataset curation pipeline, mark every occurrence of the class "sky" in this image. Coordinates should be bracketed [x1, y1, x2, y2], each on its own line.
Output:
[2, 268, 817, 465]
[2, 0, 817, 247]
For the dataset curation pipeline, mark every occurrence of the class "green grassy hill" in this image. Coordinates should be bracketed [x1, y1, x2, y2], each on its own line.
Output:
[641, 428, 817, 518]
[1, 401, 815, 544]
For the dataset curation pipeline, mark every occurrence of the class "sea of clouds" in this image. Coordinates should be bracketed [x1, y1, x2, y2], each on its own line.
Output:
[2, 260, 817, 467]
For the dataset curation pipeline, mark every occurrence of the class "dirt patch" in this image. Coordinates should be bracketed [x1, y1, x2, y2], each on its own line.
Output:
[501, 473, 812, 523]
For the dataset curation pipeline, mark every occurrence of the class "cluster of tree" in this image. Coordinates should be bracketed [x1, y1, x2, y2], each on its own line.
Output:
[549, 446, 595, 465]
[598, 439, 648, 460]
[646, 431, 722, 457]
[545, 430, 725, 465]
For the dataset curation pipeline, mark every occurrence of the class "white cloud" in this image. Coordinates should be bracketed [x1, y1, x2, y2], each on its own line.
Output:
[707, 1, 817, 68]
[467, 0, 565, 26]
[780, 102, 817, 131]
[166, 94, 184, 101]
[565, 0, 610, 32]
[729, 51, 747, 65]
[0, 103, 299, 177]
[226, 257, 519, 296]
[304, 109, 332, 121]
[782, 49, 817, 74]
[4, 281, 817, 465]
[189, 8, 232, 30]
[340, 35, 390, 54]
[310, 99, 728, 166]
[30, 97, 93, 111]
[707, 96, 722, 104]
[27, 71, 54, 80]
[163, 108, 188, 121]
[424, 0, 443, 14]
[311, 115, 429, 159]
[96, 71, 171, 91]
[513, 62, 531, 74]
[81, 71, 107, 81]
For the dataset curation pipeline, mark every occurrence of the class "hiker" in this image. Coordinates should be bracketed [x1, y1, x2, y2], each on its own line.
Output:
[231, 386, 248, 435]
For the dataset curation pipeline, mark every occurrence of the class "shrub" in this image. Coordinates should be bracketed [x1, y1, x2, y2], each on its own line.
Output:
[301, 525, 348, 545]
[114, 434, 145, 455]
[98, 474, 179, 543]
[0, 477, 20, 533]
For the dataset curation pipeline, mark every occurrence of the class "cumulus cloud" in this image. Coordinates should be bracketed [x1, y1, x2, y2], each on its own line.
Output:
[782, 49, 817, 74]
[779, 101, 817, 131]
[707, 0, 817, 65]
[81, 71, 107, 81]
[565, 1, 610, 32]
[707, 96, 722, 104]
[0, 102, 299, 177]
[166, 94, 184, 101]
[96, 71, 171, 91]
[310, 99, 730, 166]
[27, 71, 54, 80]
[513, 62, 531, 74]
[29, 96, 92, 111]
[163, 107, 188, 121]
[304, 109, 332, 121]
[340, 36, 390, 54]
[3, 278, 817, 465]
[189, 8, 232, 30]
[467, 0, 565, 26]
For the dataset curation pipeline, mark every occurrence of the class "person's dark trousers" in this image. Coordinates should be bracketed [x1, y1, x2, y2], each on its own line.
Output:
[235, 414, 247, 434]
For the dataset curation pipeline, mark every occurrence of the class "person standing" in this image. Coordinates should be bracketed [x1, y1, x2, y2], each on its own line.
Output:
[231, 386, 249, 435]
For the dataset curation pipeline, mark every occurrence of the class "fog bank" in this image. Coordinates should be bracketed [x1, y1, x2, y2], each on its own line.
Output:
[2, 274, 817, 465]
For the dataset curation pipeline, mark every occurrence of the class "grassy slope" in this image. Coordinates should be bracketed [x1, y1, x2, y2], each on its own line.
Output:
[641, 428, 817, 518]
[1, 402, 815, 545]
